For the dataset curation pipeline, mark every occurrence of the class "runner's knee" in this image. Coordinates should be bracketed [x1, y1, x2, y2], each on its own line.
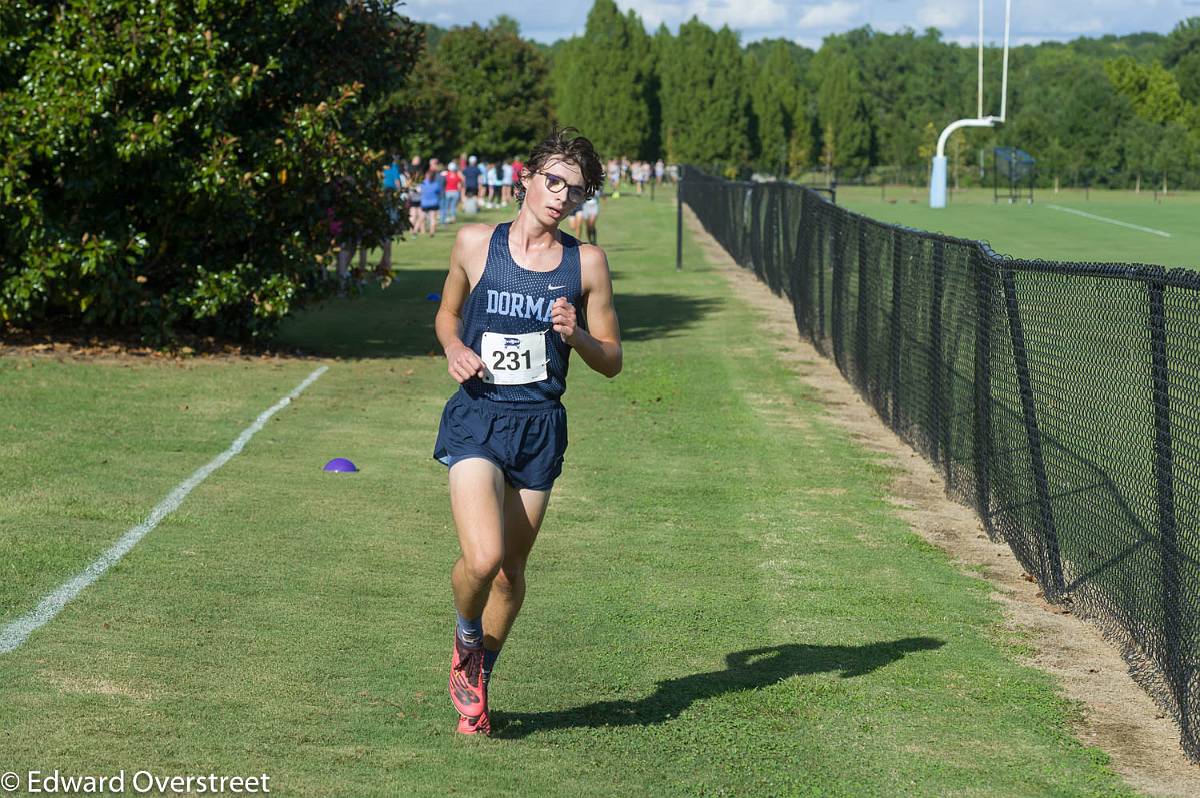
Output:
[494, 562, 526, 593]
[462, 552, 503, 584]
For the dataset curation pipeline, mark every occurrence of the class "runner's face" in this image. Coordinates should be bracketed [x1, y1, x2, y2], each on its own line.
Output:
[526, 158, 585, 226]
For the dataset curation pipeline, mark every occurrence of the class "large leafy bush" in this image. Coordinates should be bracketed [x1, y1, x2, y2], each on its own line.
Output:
[0, 0, 421, 342]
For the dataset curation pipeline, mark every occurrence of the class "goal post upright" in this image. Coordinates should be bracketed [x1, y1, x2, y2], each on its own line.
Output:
[930, 0, 1012, 209]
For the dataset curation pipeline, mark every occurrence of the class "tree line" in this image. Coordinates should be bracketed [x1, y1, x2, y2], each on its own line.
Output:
[413, 2, 1200, 191]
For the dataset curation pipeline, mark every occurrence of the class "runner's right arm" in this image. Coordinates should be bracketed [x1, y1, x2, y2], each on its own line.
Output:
[436, 226, 490, 383]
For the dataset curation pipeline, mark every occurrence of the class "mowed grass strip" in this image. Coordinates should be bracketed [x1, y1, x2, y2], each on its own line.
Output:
[0, 189, 1137, 796]
[839, 186, 1200, 269]
[0, 358, 325, 624]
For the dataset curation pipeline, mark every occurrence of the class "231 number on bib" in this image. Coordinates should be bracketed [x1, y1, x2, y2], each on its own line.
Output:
[480, 331, 548, 385]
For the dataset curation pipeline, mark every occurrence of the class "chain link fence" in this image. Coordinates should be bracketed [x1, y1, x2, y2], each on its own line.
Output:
[680, 165, 1200, 760]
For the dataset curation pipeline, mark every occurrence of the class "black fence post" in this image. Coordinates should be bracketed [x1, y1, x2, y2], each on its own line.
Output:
[751, 186, 764, 282]
[795, 192, 814, 341]
[888, 229, 904, 427]
[831, 212, 845, 372]
[773, 186, 785, 296]
[1000, 266, 1065, 597]
[854, 218, 871, 393]
[930, 240, 945, 469]
[781, 187, 794, 276]
[974, 248, 993, 534]
[1149, 277, 1189, 748]
[676, 171, 683, 272]
[817, 209, 827, 346]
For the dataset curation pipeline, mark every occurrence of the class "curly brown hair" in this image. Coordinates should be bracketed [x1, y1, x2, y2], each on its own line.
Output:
[516, 127, 604, 205]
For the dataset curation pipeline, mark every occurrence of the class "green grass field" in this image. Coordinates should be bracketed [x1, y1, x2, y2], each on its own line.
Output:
[0, 188, 1144, 796]
[838, 186, 1200, 269]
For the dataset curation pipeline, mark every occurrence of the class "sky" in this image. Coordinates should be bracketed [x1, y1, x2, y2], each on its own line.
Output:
[399, 0, 1200, 49]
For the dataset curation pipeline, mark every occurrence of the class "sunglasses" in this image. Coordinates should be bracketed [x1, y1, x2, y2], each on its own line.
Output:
[538, 171, 587, 204]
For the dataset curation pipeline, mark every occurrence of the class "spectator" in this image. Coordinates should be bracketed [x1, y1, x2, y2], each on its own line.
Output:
[380, 154, 404, 273]
[408, 157, 425, 234]
[487, 161, 502, 209]
[328, 207, 364, 294]
[444, 161, 462, 224]
[501, 159, 514, 207]
[463, 155, 481, 214]
[436, 158, 453, 225]
[420, 166, 442, 237]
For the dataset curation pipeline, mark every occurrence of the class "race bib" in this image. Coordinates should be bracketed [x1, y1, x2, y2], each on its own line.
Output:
[480, 330, 548, 385]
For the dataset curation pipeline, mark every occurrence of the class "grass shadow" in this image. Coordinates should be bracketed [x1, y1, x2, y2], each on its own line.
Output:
[274, 268, 446, 359]
[493, 637, 944, 739]
[275, 262, 722, 355]
[616, 293, 723, 342]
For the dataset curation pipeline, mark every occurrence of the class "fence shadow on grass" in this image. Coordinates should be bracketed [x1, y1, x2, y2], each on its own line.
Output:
[493, 637, 944, 739]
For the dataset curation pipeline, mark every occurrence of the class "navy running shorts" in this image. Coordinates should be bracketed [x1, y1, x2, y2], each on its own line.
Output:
[433, 390, 567, 491]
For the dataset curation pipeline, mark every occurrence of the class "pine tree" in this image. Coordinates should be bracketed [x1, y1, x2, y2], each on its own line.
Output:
[749, 40, 810, 175]
[814, 49, 873, 176]
[429, 21, 552, 159]
[553, 0, 653, 159]
[658, 18, 751, 169]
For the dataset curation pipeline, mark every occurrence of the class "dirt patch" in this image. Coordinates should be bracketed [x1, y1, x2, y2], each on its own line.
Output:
[41, 670, 153, 701]
[685, 207, 1200, 797]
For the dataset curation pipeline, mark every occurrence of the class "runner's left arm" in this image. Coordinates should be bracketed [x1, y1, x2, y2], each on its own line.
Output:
[550, 247, 622, 378]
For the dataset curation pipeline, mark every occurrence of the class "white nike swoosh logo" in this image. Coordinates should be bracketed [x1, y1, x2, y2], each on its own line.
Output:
[548, 284, 566, 290]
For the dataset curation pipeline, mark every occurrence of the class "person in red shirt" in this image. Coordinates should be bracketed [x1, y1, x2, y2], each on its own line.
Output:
[444, 162, 463, 224]
[511, 158, 523, 188]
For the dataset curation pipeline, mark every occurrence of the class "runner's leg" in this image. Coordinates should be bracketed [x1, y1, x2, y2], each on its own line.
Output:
[481, 484, 551, 651]
[449, 458, 506, 619]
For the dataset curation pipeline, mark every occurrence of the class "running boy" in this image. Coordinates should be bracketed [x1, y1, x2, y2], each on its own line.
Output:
[432, 128, 620, 735]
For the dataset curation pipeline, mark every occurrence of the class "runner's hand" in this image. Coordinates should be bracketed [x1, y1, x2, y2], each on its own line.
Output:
[551, 297, 577, 344]
[446, 342, 485, 383]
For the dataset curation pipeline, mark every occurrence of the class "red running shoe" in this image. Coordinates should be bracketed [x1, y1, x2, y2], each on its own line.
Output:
[449, 635, 486, 718]
[456, 709, 491, 736]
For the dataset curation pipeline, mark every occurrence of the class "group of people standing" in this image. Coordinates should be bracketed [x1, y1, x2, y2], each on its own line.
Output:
[359, 151, 676, 279]
[606, 157, 669, 195]
[385, 154, 528, 238]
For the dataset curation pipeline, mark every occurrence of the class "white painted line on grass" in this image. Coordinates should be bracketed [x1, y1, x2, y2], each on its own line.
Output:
[0, 365, 329, 655]
[1046, 204, 1172, 238]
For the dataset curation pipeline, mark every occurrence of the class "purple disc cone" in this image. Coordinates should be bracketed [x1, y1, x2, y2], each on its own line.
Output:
[323, 457, 359, 473]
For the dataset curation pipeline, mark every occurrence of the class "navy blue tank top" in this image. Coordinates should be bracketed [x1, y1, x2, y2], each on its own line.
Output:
[460, 222, 583, 403]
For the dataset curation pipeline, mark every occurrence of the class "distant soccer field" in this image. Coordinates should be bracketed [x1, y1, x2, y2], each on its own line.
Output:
[837, 186, 1200, 270]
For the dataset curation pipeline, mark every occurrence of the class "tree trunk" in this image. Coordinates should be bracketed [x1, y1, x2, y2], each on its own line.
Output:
[1054, 175, 1059, 194]
[1135, 174, 1140, 193]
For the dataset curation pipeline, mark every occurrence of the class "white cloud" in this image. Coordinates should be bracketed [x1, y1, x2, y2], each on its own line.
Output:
[615, 1, 676, 29]
[794, 1, 862, 29]
[916, 4, 968, 30]
[405, 0, 1197, 46]
[620, 0, 789, 29]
